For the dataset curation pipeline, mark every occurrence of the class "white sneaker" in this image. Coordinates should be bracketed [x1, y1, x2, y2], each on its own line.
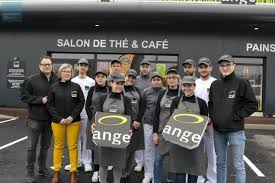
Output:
[91, 171, 99, 182]
[64, 163, 82, 171]
[142, 177, 152, 183]
[107, 166, 113, 170]
[134, 163, 143, 172]
[84, 164, 93, 172]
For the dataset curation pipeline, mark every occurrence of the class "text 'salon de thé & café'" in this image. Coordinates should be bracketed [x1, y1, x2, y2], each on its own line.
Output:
[0, 0, 275, 117]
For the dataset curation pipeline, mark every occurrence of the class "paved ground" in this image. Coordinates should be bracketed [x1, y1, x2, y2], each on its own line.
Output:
[0, 118, 275, 183]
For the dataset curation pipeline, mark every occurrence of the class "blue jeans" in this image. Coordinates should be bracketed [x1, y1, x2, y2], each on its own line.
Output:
[175, 173, 198, 183]
[154, 153, 176, 183]
[214, 130, 246, 183]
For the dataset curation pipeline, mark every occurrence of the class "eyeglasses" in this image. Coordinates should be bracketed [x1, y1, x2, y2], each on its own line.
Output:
[61, 70, 72, 73]
[40, 63, 52, 67]
[167, 76, 178, 80]
[219, 63, 233, 68]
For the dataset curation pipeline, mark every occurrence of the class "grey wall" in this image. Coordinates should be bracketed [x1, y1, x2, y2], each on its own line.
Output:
[0, 29, 274, 115]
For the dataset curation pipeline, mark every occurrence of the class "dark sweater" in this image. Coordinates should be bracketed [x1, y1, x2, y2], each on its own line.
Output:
[85, 84, 110, 121]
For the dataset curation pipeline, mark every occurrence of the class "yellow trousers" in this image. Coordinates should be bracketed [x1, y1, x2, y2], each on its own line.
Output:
[51, 122, 80, 172]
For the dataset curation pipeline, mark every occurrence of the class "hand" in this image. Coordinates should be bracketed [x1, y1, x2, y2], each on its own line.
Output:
[133, 121, 141, 129]
[129, 129, 133, 137]
[91, 123, 96, 134]
[60, 118, 67, 125]
[42, 96, 48, 104]
[207, 118, 213, 126]
[66, 116, 73, 125]
[152, 133, 160, 145]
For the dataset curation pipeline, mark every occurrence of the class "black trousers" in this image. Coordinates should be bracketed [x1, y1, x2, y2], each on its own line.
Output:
[26, 119, 52, 171]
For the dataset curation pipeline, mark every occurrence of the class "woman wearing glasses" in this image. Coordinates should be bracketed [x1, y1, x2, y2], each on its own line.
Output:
[47, 63, 85, 183]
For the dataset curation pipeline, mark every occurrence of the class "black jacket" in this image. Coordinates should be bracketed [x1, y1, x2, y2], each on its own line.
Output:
[47, 80, 85, 123]
[208, 72, 257, 132]
[20, 72, 58, 122]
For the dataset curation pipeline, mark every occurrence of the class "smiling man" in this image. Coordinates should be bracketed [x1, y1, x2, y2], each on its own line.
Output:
[209, 54, 257, 183]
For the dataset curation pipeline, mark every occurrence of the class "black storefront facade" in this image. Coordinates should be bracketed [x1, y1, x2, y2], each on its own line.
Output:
[0, 2, 275, 117]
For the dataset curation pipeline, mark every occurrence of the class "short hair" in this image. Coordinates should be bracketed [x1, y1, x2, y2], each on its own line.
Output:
[165, 72, 180, 82]
[57, 63, 73, 78]
[39, 55, 53, 64]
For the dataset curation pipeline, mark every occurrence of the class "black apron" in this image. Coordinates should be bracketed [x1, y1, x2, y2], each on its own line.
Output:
[156, 88, 180, 155]
[124, 87, 145, 152]
[87, 87, 109, 164]
[97, 94, 127, 168]
[168, 96, 207, 176]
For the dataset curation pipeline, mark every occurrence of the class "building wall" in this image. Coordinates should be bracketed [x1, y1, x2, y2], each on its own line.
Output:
[0, 29, 274, 115]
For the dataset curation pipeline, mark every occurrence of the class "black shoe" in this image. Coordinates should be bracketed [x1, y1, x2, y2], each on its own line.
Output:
[38, 168, 52, 178]
[25, 171, 36, 183]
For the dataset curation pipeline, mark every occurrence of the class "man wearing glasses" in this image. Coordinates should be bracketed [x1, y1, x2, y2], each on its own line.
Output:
[21, 56, 58, 183]
[208, 54, 257, 183]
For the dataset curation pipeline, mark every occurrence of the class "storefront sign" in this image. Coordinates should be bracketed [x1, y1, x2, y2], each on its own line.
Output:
[93, 112, 131, 148]
[162, 110, 208, 149]
[7, 57, 25, 89]
[221, 0, 256, 5]
[246, 42, 275, 53]
[57, 38, 169, 50]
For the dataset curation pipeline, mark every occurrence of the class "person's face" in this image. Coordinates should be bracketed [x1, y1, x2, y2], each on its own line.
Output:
[78, 63, 89, 75]
[151, 76, 162, 88]
[198, 64, 212, 79]
[182, 83, 195, 97]
[140, 64, 151, 75]
[183, 64, 196, 76]
[60, 68, 72, 81]
[95, 73, 107, 86]
[219, 61, 235, 77]
[111, 63, 122, 72]
[166, 73, 179, 88]
[125, 75, 136, 86]
[111, 81, 124, 93]
[39, 58, 52, 75]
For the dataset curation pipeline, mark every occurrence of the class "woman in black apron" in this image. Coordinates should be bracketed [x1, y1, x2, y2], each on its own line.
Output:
[122, 69, 145, 178]
[92, 72, 134, 183]
[153, 69, 181, 183]
[85, 69, 109, 182]
[169, 76, 208, 183]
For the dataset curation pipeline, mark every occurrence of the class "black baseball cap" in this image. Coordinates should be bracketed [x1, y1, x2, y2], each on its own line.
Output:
[95, 69, 108, 77]
[150, 72, 162, 80]
[126, 69, 138, 78]
[166, 69, 179, 75]
[198, 57, 212, 66]
[182, 59, 196, 66]
[218, 54, 234, 64]
[140, 59, 151, 66]
[110, 72, 125, 82]
[181, 76, 196, 85]
[111, 59, 122, 65]
[78, 58, 89, 65]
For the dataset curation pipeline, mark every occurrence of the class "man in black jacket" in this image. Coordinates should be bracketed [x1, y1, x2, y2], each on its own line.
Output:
[208, 54, 257, 183]
[20, 56, 58, 183]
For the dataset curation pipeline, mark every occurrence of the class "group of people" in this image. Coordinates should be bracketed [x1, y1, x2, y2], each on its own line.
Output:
[20, 54, 257, 183]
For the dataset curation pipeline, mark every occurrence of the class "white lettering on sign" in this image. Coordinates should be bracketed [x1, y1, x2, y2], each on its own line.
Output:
[162, 125, 201, 144]
[246, 43, 275, 53]
[56, 38, 169, 49]
[93, 130, 131, 145]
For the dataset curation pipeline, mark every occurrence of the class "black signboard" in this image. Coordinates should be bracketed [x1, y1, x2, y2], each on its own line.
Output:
[92, 112, 131, 149]
[7, 57, 25, 89]
[221, 0, 256, 5]
[162, 109, 208, 150]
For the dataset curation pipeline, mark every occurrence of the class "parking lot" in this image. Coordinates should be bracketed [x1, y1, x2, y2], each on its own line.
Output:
[0, 117, 275, 183]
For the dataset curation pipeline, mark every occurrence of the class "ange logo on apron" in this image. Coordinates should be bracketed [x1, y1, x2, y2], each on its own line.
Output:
[162, 109, 208, 150]
[93, 112, 131, 149]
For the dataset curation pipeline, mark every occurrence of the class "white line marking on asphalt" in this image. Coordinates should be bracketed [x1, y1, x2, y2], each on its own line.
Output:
[0, 136, 28, 150]
[0, 117, 18, 124]
[244, 155, 265, 177]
